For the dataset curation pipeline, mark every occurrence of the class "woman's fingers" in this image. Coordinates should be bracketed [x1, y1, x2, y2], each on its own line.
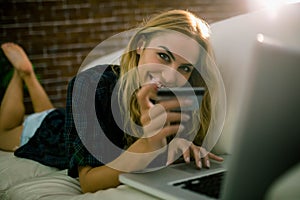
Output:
[136, 83, 158, 113]
[192, 146, 202, 169]
[144, 112, 192, 140]
[165, 139, 224, 169]
[182, 147, 191, 163]
[136, 85, 195, 155]
[167, 138, 191, 165]
[199, 146, 210, 168]
[154, 124, 185, 139]
[144, 124, 185, 151]
[208, 152, 224, 162]
[190, 145, 223, 169]
[200, 151, 224, 169]
[142, 103, 190, 126]
[137, 84, 193, 127]
[158, 97, 193, 111]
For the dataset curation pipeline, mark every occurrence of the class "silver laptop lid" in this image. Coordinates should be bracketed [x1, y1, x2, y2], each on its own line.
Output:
[221, 34, 300, 200]
[119, 35, 300, 200]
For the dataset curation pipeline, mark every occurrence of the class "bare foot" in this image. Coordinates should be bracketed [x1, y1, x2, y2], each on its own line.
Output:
[1, 43, 33, 77]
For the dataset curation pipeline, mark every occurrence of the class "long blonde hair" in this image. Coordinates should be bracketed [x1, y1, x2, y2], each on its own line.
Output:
[117, 10, 214, 148]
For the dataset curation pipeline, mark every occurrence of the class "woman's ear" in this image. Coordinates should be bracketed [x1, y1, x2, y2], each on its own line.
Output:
[136, 36, 146, 55]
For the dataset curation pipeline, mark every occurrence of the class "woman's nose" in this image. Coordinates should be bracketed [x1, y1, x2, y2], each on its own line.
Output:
[161, 67, 177, 87]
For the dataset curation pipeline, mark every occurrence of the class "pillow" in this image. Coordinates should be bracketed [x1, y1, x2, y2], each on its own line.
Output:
[4, 169, 158, 200]
[4, 170, 81, 200]
[0, 150, 59, 198]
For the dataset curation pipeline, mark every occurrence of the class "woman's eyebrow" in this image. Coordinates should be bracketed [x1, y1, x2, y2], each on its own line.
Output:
[181, 63, 194, 67]
[158, 46, 175, 61]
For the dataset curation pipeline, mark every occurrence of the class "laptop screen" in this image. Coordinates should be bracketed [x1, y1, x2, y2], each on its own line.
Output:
[221, 35, 300, 200]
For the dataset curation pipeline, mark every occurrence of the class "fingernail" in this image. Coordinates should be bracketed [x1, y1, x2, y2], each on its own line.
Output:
[185, 157, 190, 163]
[178, 125, 185, 132]
[183, 99, 193, 105]
[198, 161, 202, 168]
[182, 114, 190, 121]
[206, 160, 210, 168]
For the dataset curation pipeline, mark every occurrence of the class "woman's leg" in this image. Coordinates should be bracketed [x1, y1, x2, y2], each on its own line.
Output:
[2, 43, 54, 112]
[0, 43, 54, 151]
[0, 69, 25, 151]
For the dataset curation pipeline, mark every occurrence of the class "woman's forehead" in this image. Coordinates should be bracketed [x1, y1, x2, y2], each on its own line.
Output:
[146, 31, 202, 65]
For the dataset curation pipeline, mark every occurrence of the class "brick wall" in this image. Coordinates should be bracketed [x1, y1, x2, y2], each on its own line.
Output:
[0, 0, 249, 113]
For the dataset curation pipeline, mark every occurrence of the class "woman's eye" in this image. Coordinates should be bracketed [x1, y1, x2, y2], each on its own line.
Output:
[179, 65, 193, 73]
[158, 53, 170, 63]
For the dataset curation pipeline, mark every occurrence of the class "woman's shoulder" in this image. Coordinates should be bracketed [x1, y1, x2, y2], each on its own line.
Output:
[79, 64, 120, 78]
[69, 64, 120, 88]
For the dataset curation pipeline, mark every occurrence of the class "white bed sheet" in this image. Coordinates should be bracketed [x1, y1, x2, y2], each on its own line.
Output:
[0, 150, 158, 200]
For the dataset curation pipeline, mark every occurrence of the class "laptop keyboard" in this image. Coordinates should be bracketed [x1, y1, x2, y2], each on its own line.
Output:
[172, 171, 226, 199]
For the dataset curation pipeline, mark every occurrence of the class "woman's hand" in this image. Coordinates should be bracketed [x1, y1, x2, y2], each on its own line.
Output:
[136, 83, 191, 151]
[103, 83, 193, 174]
[167, 138, 223, 168]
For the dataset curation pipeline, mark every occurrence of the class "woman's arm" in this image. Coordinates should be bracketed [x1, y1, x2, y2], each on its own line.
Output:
[78, 137, 167, 193]
[77, 83, 210, 193]
[79, 165, 121, 193]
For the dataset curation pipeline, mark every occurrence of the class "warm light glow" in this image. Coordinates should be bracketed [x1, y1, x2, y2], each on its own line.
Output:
[248, 0, 300, 18]
[189, 14, 210, 39]
[248, 0, 300, 12]
[257, 34, 264, 43]
[261, 0, 284, 9]
[285, 0, 300, 3]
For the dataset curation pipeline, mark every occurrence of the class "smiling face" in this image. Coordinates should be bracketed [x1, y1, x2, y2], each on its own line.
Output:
[137, 31, 201, 88]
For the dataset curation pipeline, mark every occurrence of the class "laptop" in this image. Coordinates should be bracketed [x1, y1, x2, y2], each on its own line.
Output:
[119, 35, 300, 200]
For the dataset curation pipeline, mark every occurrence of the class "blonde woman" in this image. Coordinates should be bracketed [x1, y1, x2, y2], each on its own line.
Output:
[0, 10, 224, 193]
[67, 10, 223, 192]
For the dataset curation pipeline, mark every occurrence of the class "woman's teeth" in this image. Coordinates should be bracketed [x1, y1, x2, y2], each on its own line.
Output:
[150, 76, 165, 88]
